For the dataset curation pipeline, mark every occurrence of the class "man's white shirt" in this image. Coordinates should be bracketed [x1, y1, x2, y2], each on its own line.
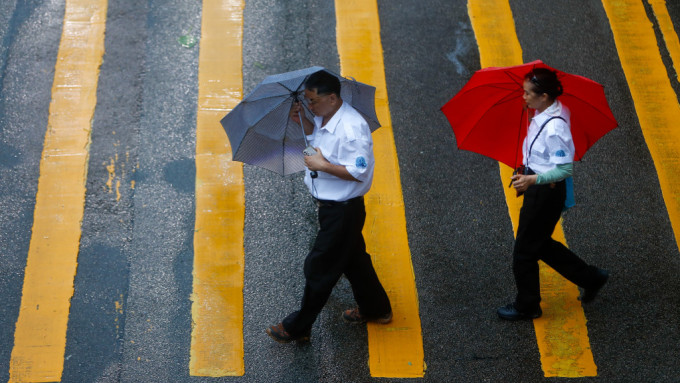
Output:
[304, 101, 374, 201]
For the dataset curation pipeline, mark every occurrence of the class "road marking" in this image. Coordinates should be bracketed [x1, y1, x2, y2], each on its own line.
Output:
[335, 0, 425, 378]
[603, 0, 680, 250]
[467, 0, 597, 377]
[649, 0, 680, 84]
[190, 0, 245, 377]
[8, 0, 107, 381]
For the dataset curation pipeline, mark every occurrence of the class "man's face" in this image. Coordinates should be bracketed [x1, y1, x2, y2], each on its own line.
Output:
[304, 88, 336, 118]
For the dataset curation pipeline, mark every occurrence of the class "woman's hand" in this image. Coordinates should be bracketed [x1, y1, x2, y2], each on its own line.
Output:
[512, 174, 537, 194]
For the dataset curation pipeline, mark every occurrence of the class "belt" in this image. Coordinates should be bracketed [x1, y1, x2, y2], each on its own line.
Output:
[314, 195, 363, 207]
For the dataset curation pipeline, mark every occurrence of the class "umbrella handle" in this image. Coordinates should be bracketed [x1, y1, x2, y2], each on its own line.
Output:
[296, 104, 318, 179]
[297, 109, 309, 147]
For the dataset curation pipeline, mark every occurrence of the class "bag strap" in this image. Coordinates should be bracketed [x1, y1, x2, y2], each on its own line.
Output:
[527, 116, 566, 164]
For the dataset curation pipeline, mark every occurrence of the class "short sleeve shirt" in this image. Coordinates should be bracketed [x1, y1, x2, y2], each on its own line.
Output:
[522, 100, 575, 174]
[304, 101, 374, 201]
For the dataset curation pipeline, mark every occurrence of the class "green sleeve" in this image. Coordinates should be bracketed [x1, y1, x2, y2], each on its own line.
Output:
[536, 163, 573, 185]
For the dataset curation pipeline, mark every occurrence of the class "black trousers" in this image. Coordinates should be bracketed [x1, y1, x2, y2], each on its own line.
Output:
[513, 181, 601, 312]
[282, 196, 391, 337]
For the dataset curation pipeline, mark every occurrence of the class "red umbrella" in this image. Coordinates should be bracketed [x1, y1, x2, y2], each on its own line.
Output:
[441, 60, 617, 169]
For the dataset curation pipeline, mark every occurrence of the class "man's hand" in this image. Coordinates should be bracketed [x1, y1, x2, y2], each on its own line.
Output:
[304, 147, 358, 181]
[304, 146, 327, 172]
[289, 101, 303, 124]
[290, 101, 313, 134]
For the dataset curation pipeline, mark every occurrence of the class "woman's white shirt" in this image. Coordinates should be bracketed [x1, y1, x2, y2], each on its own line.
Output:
[523, 100, 575, 174]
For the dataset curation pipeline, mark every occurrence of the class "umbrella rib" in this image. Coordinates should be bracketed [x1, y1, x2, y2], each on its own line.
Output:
[455, 89, 523, 161]
[452, 83, 520, 100]
[562, 92, 618, 125]
[492, 90, 523, 107]
[280, 123, 287, 174]
[464, 89, 522, 122]
[503, 70, 525, 87]
[294, 76, 308, 95]
[242, 92, 296, 104]
[241, 96, 294, 132]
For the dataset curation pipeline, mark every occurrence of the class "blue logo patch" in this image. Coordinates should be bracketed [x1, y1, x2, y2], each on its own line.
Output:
[355, 156, 367, 168]
[555, 150, 566, 157]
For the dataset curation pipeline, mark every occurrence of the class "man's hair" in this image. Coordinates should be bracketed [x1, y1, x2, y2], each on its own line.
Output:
[305, 70, 341, 96]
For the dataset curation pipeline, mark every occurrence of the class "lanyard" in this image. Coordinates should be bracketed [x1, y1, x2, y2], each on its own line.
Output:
[525, 116, 566, 166]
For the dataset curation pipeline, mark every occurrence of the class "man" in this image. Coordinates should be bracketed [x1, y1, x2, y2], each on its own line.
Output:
[266, 70, 392, 343]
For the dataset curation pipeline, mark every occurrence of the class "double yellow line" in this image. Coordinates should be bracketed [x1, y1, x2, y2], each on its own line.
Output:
[603, 0, 680, 251]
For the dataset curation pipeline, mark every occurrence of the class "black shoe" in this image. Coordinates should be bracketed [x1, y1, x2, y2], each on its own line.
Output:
[266, 323, 310, 343]
[342, 308, 393, 324]
[580, 268, 609, 303]
[497, 303, 542, 321]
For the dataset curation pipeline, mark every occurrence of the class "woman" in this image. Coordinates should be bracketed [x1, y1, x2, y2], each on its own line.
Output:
[497, 68, 609, 321]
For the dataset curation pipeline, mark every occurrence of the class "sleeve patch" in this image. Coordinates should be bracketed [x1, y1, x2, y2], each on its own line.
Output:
[355, 156, 367, 168]
[555, 150, 566, 157]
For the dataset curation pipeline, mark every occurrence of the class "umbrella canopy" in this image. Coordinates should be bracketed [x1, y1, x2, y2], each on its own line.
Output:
[220, 66, 380, 175]
[441, 60, 618, 169]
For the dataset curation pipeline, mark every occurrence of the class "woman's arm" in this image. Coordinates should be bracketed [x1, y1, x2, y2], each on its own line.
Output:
[511, 163, 573, 194]
[536, 163, 573, 184]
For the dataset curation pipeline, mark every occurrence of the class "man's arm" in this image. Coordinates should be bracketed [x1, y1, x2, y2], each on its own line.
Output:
[304, 148, 359, 181]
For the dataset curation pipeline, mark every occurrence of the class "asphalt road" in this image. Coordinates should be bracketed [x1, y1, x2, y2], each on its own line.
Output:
[1, 0, 679, 382]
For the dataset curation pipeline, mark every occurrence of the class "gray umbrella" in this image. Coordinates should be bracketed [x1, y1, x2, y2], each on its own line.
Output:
[220, 66, 380, 175]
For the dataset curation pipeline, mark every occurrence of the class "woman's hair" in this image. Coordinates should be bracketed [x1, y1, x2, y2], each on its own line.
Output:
[525, 68, 563, 99]
[305, 70, 341, 96]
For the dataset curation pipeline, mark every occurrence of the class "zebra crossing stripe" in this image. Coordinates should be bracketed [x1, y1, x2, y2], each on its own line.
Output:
[9, 0, 108, 381]
[335, 0, 426, 377]
[190, 0, 246, 377]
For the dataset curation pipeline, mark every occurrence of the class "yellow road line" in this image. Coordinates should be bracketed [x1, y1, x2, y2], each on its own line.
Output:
[649, 0, 680, 84]
[190, 0, 245, 377]
[468, 0, 597, 377]
[335, 0, 425, 378]
[8, 0, 107, 381]
[603, 0, 680, 251]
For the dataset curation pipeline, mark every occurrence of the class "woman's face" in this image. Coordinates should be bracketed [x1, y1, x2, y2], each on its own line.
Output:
[522, 79, 548, 111]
